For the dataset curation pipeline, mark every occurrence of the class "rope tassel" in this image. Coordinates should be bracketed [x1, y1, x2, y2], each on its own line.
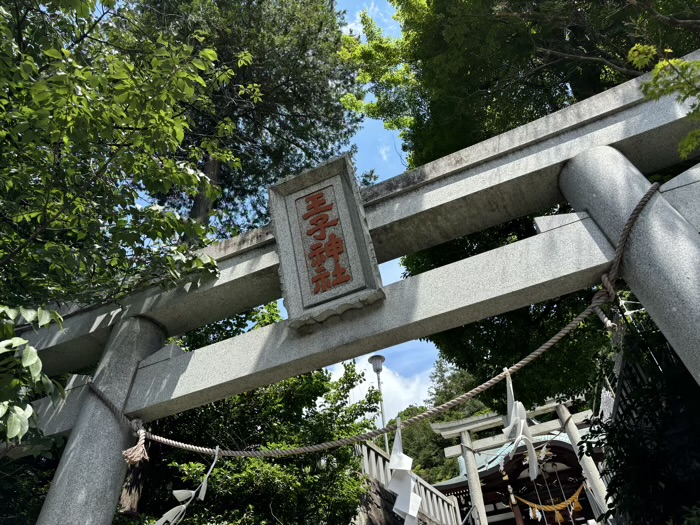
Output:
[123, 419, 149, 465]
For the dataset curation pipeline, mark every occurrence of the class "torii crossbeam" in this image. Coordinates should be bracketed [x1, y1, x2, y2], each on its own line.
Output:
[27, 51, 700, 524]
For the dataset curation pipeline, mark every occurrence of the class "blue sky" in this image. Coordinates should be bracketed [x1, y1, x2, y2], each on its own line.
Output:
[324, 0, 440, 420]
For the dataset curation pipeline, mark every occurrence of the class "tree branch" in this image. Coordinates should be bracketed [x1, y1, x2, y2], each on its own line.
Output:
[0, 144, 128, 268]
[630, 0, 700, 33]
[535, 47, 643, 77]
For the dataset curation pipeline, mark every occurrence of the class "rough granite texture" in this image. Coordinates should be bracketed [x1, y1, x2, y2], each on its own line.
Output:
[269, 155, 384, 328]
[560, 146, 700, 386]
[534, 212, 590, 234]
[34, 375, 91, 438]
[124, 217, 614, 421]
[661, 164, 700, 232]
[37, 318, 165, 525]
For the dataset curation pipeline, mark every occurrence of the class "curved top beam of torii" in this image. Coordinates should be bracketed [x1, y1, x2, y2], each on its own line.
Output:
[29, 51, 700, 434]
[23, 49, 699, 378]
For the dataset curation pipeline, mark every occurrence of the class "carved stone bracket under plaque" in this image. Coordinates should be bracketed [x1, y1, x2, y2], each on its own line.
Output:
[269, 156, 384, 329]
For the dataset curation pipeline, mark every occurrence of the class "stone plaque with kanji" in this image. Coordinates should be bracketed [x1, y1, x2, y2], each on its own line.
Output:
[270, 156, 384, 328]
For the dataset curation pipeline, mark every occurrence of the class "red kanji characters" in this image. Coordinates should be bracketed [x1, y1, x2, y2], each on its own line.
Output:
[324, 233, 344, 264]
[302, 190, 352, 294]
[307, 233, 352, 294]
[302, 192, 334, 220]
[308, 242, 327, 268]
[331, 263, 351, 287]
[311, 267, 333, 294]
[303, 191, 338, 240]
[307, 214, 338, 241]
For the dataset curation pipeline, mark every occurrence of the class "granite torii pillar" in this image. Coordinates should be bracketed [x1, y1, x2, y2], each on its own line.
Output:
[556, 404, 609, 519]
[37, 317, 165, 525]
[460, 430, 488, 525]
[560, 146, 700, 385]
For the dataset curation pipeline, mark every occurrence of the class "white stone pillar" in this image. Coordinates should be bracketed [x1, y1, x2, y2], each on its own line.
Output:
[461, 430, 488, 525]
[37, 317, 165, 525]
[556, 405, 609, 517]
[560, 146, 700, 385]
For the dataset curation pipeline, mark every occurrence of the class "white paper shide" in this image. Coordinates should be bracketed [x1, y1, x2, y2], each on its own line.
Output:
[387, 418, 422, 524]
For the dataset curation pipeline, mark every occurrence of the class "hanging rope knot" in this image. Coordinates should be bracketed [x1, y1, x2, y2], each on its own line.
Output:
[87, 379, 150, 465]
[129, 418, 144, 436]
[123, 419, 149, 465]
[600, 273, 617, 303]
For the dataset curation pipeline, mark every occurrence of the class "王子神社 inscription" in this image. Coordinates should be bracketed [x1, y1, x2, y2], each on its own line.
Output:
[270, 155, 384, 328]
[297, 187, 352, 294]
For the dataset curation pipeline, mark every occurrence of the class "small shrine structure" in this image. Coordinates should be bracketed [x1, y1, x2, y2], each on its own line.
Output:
[432, 403, 604, 525]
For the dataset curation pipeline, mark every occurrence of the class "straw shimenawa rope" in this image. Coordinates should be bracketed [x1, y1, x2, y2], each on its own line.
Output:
[88, 183, 659, 463]
[515, 483, 585, 513]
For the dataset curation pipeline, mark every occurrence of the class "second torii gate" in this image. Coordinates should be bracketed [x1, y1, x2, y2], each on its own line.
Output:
[26, 50, 700, 524]
[432, 402, 606, 525]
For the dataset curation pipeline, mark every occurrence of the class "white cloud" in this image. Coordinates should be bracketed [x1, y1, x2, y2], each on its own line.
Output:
[341, 1, 400, 38]
[328, 359, 433, 424]
[379, 144, 391, 162]
[343, 14, 363, 36]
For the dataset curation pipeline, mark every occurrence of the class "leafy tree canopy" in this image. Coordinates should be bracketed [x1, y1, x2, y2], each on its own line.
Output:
[139, 0, 364, 231]
[0, 0, 253, 446]
[343, 0, 700, 167]
[390, 358, 485, 484]
[118, 361, 379, 525]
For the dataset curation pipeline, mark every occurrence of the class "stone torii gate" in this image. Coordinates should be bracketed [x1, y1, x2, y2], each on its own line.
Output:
[27, 51, 700, 524]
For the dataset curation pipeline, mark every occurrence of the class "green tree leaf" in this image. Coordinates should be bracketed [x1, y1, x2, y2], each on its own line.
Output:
[37, 309, 51, 328]
[43, 48, 63, 60]
[7, 407, 25, 439]
[21, 346, 38, 367]
[199, 48, 217, 61]
[19, 308, 36, 323]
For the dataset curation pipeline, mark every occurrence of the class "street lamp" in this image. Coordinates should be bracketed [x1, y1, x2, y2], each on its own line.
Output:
[368, 354, 390, 454]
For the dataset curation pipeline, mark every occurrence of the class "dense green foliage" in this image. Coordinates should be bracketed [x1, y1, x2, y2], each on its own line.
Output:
[582, 328, 700, 525]
[0, 0, 241, 446]
[0, 450, 57, 523]
[1, 0, 364, 449]
[140, 0, 363, 231]
[629, 43, 700, 158]
[2, 1, 375, 521]
[128, 362, 379, 525]
[343, 0, 700, 167]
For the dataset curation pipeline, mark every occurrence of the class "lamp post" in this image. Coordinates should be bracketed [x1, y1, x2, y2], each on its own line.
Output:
[368, 354, 390, 454]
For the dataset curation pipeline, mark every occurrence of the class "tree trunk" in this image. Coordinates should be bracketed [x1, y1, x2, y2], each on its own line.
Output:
[189, 156, 221, 226]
